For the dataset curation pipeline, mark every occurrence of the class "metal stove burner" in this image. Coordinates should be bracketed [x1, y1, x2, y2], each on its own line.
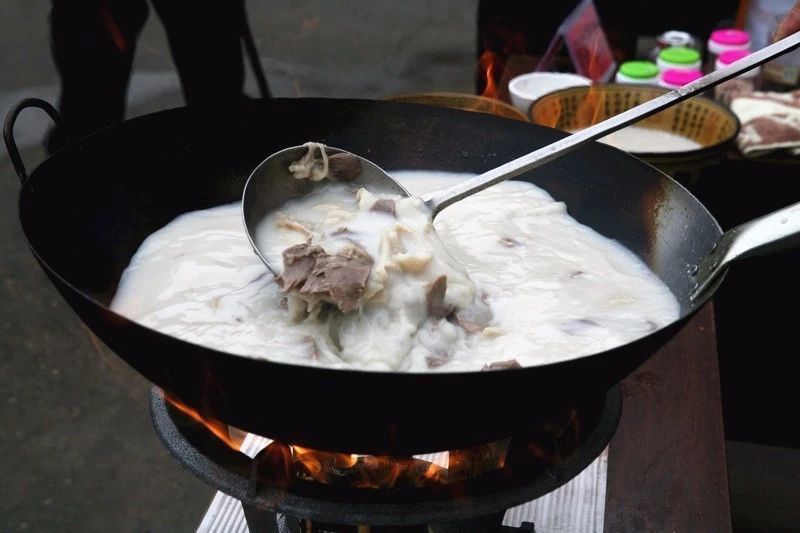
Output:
[151, 387, 620, 531]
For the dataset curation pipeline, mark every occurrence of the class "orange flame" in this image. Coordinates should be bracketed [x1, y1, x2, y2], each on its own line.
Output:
[531, 33, 607, 132]
[100, 7, 128, 52]
[581, 33, 606, 127]
[282, 442, 506, 489]
[165, 394, 243, 450]
[478, 50, 501, 99]
[291, 444, 359, 482]
[580, 85, 606, 127]
[166, 395, 509, 489]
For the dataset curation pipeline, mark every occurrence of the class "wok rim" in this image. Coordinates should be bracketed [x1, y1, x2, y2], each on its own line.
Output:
[17, 97, 726, 381]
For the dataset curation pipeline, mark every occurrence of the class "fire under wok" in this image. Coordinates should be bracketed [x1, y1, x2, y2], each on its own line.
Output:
[7, 97, 796, 455]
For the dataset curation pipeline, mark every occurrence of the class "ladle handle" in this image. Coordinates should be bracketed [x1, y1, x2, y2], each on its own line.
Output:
[3, 98, 62, 185]
[423, 31, 800, 217]
[691, 202, 800, 300]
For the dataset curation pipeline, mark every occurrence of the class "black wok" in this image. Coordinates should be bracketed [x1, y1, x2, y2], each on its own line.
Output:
[7, 97, 736, 455]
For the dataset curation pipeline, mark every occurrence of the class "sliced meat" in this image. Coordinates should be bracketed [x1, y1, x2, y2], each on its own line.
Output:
[327, 152, 362, 182]
[560, 318, 601, 335]
[425, 275, 453, 319]
[289, 143, 327, 180]
[277, 217, 313, 236]
[483, 359, 522, 370]
[455, 303, 492, 333]
[276, 243, 374, 313]
[276, 244, 325, 291]
[370, 198, 396, 216]
[426, 352, 451, 368]
[498, 236, 522, 247]
[307, 247, 373, 312]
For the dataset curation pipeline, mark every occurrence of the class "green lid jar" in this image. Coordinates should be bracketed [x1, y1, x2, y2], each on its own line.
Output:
[657, 47, 701, 71]
[615, 60, 660, 84]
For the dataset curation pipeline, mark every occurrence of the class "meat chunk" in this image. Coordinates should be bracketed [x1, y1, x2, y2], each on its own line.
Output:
[455, 303, 492, 332]
[483, 359, 522, 370]
[425, 275, 453, 319]
[498, 236, 522, 247]
[370, 198, 396, 216]
[277, 244, 324, 292]
[289, 143, 328, 180]
[327, 153, 362, 182]
[287, 145, 362, 182]
[276, 243, 374, 313]
[426, 353, 451, 368]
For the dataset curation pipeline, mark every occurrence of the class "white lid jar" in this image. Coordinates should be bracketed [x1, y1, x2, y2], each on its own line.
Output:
[707, 29, 751, 57]
[657, 47, 702, 71]
[657, 30, 696, 49]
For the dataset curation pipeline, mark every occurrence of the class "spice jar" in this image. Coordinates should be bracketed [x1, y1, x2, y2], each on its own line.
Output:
[659, 68, 703, 89]
[615, 61, 660, 85]
[714, 49, 760, 105]
[649, 30, 699, 62]
[706, 29, 751, 73]
[657, 47, 702, 72]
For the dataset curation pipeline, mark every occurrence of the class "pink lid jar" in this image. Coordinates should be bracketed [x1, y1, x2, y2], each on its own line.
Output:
[706, 29, 751, 73]
[659, 68, 703, 89]
[714, 49, 760, 105]
[715, 49, 760, 78]
[707, 29, 751, 56]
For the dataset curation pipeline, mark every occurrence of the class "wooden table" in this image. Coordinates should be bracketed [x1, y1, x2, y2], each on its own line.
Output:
[605, 304, 731, 531]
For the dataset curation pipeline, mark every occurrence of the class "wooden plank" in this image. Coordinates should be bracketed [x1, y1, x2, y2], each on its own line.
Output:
[604, 303, 732, 531]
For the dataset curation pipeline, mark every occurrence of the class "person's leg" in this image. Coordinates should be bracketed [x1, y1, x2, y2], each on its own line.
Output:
[49, 0, 149, 152]
[150, 0, 246, 106]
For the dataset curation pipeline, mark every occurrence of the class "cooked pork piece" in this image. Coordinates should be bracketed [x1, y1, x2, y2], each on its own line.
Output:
[277, 243, 373, 312]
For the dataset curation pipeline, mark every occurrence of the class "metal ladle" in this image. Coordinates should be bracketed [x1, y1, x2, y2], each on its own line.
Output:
[243, 32, 800, 300]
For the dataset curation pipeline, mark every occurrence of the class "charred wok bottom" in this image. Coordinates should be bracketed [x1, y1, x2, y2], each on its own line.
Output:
[150, 386, 620, 530]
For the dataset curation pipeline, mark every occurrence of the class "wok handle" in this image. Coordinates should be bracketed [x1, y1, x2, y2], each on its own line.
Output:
[691, 201, 800, 300]
[3, 98, 62, 185]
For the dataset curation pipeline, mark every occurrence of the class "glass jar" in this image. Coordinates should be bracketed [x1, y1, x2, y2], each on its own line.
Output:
[615, 61, 660, 85]
[659, 68, 703, 89]
[649, 30, 699, 62]
[657, 47, 702, 72]
[714, 49, 761, 105]
[706, 29, 751, 73]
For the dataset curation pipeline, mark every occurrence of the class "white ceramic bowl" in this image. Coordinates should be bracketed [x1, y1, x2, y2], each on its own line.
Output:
[508, 72, 591, 113]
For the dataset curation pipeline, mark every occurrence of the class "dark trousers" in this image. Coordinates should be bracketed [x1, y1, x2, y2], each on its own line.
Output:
[49, 0, 246, 150]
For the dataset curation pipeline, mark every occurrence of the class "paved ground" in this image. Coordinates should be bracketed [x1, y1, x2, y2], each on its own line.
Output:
[1, 2, 475, 531]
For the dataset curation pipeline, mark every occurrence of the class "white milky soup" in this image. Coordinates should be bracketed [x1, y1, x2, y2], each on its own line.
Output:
[595, 125, 702, 153]
[111, 171, 679, 372]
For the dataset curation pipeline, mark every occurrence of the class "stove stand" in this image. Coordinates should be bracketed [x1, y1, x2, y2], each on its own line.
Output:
[151, 387, 620, 532]
[240, 508, 535, 533]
